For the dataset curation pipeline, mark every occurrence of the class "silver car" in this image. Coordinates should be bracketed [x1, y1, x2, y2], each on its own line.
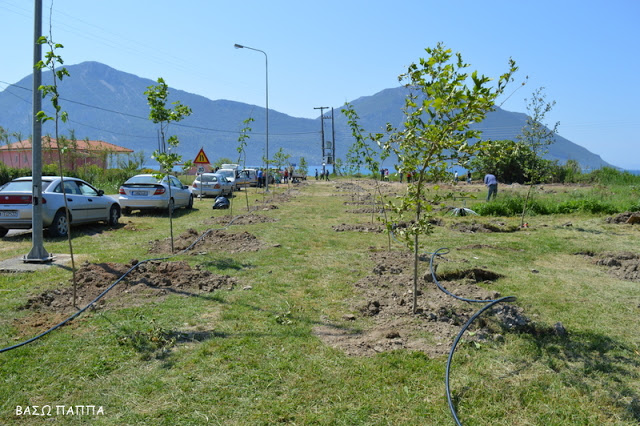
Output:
[118, 174, 193, 215]
[0, 176, 121, 238]
[191, 173, 234, 198]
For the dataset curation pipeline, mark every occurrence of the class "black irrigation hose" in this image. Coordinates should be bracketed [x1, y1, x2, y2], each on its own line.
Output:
[444, 296, 516, 426]
[428, 247, 517, 426]
[0, 215, 242, 354]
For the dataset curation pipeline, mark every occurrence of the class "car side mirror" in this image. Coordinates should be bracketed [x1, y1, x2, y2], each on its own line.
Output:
[183, 185, 188, 190]
[97, 189, 104, 196]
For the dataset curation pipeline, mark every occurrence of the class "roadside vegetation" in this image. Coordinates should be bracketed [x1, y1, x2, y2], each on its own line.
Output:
[1, 175, 639, 424]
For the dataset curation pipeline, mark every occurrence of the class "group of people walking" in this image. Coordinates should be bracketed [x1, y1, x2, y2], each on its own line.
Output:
[315, 169, 330, 181]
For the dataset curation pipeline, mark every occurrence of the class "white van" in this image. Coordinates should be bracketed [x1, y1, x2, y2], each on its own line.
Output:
[237, 169, 258, 188]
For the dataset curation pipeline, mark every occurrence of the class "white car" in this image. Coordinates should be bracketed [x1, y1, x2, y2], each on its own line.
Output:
[0, 176, 120, 238]
[215, 169, 239, 191]
[191, 173, 234, 198]
[118, 174, 193, 215]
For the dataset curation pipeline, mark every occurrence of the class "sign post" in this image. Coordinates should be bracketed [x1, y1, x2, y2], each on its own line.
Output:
[193, 148, 210, 200]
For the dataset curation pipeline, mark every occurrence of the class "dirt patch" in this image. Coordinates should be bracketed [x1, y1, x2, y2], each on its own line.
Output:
[122, 221, 152, 232]
[20, 260, 238, 315]
[147, 228, 269, 254]
[313, 250, 528, 358]
[206, 213, 277, 226]
[579, 251, 640, 282]
[606, 211, 640, 224]
[457, 244, 525, 252]
[333, 223, 384, 233]
[450, 221, 519, 233]
[346, 207, 384, 214]
[250, 204, 279, 212]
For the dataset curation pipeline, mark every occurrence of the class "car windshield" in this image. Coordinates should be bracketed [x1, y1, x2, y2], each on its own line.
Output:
[217, 170, 234, 178]
[199, 174, 218, 183]
[125, 176, 160, 185]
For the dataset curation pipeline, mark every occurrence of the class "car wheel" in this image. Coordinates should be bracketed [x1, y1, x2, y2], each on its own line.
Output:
[108, 205, 120, 226]
[187, 195, 194, 209]
[0, 227, 8, 238]
[48, 210, 69, 237]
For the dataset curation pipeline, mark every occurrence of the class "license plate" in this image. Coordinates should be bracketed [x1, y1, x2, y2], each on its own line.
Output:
[0, 210, 18, 218]
[131, 191, 147, 196]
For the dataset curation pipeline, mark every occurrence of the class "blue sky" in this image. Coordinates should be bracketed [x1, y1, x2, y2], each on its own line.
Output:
[1, 0, 639, 169]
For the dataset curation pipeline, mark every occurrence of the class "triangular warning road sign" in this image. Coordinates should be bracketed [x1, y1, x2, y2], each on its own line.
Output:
[193, 148, 210, 164]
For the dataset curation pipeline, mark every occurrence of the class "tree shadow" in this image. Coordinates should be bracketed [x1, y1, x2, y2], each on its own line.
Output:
[200, 257, 254, 271]
[504, 324, 640, 422]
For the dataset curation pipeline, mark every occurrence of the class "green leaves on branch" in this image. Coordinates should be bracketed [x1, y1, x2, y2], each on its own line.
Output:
[35, 35, 70, 124]
[342, 102, 390, 176]
[237, 117, 254, 165]
[145, 78, 191, 174]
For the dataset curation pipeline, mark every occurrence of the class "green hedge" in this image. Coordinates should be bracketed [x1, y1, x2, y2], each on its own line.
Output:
[475, 194, 621, 217]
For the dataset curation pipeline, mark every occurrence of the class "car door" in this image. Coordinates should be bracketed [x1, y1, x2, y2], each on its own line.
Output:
[54, 180, 87, 222]
[76, 180, 109, 222]
[169, 176, 189, 207]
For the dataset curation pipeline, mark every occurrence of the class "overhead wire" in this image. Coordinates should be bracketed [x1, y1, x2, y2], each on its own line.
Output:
[0, 80, 321, 137]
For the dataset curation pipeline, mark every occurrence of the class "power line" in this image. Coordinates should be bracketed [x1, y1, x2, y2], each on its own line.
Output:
[0, 80, 320, 137]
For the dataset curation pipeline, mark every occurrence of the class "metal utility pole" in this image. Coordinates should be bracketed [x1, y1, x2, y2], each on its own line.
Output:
[314, 106, 328, 177]
[234, 43, 269, 192]
[25, 0, 51, 263]
[330, 108, 335, 173]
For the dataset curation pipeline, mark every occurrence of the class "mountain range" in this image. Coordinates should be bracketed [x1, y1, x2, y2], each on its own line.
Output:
[0, 61, 612, 170]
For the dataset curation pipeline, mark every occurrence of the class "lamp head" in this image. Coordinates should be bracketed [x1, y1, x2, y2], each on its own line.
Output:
[234, 44, 244, 49]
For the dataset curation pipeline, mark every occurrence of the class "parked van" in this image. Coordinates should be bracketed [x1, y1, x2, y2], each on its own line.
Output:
[237, 169, 258, 188]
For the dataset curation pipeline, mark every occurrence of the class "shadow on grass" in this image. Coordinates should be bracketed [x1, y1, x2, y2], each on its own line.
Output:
[461, 324, 640, 422]
[200, 257, 254, 271]
[115, 324, 227, 362]
[526, 328, 640, 422]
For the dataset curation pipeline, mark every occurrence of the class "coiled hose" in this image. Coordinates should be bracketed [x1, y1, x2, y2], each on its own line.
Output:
[428, 248, 516, 426]
[1, 215, 241, 354]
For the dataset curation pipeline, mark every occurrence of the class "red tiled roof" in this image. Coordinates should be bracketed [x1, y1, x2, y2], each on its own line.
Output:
[0, 138, 133, 153]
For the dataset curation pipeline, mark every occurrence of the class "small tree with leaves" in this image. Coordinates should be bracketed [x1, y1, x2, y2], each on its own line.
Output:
[518, 87, 559, 225]
[297, 157, 309, 177]
[342, 103, 392, 248]
[35, 28, 83, 305]
[384, 43, 517, 313]
[145, 77, 192, 253]
[237, 117, 254, 211]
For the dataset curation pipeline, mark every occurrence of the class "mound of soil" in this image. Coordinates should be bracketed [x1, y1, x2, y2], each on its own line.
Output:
[346, 207, 383, 214]
[587, 251, 640, 282]
[250, 204, 279, 212]
[606, 211, 640, 224]
[148, 228, 268, 254]
[314, 250, 528, 358]
[21, 260, 238, 314]
[451, 221, 519, 233]
[333, 223, 384, 233]
[207, 213, 277, 226]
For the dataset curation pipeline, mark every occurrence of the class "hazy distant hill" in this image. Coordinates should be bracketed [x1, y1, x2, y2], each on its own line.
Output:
[0, 61, 612, 170]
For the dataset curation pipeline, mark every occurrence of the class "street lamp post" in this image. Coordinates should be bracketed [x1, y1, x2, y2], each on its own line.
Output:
[234, 43, 269, 192]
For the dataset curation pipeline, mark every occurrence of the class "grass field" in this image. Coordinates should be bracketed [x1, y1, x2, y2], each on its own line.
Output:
[0, 179, 639, 425]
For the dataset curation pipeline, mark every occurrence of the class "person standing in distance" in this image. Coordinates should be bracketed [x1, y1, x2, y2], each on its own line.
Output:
[484, 173, 498, 201]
